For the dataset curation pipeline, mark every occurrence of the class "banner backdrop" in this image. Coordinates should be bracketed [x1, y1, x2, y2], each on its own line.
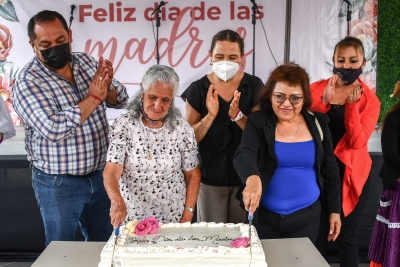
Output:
[291, 0, 377, 91]
[0, 0, 377, 124]
[0, 0, 286, 122]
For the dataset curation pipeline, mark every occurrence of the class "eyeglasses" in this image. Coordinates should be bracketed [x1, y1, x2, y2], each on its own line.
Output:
[272, 93, 304, 105]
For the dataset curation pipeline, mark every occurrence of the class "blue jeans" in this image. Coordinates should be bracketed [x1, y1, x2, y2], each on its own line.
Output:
[32, 167, 113, 246]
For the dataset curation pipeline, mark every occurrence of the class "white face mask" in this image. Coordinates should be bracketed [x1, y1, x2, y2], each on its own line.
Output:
[212, 61, 240, 82]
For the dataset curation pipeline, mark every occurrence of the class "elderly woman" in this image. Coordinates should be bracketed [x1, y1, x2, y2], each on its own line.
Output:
[103, 65, 201, 228]
[233, 63, 341, 242]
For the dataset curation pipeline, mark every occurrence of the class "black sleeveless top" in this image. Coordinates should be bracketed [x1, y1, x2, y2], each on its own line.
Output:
[327, 104, 346, 179]
[181, 73, 263, 186]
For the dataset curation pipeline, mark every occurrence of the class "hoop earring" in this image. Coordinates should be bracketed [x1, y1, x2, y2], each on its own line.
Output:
[210, 61, 213, 65]
[240, 62, 244, 66]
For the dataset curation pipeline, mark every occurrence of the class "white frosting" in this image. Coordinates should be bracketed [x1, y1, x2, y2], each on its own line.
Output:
[98, 222, 267, 267]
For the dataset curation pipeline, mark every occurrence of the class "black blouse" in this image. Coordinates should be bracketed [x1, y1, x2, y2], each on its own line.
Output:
[181, 73, 263, 186]
[326, 104, 346, 178]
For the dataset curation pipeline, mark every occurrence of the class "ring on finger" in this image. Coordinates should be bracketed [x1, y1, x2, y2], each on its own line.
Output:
[100, 76, 103, 81]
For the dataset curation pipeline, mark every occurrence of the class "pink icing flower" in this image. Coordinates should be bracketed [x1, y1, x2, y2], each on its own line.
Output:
[135, 217, 160, 236]
[145, 216, 159, 234]
[230, 237, 250, 248]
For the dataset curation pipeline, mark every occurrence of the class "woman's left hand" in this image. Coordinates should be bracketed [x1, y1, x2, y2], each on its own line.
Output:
[180, 209, 193, 223]
[228, 90, 241, 118]
[346, 82, 363, 104]
[327, 213, 341, 241]
[242, 175, 262, 215]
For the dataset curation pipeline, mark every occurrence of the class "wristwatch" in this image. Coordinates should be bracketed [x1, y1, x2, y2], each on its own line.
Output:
[184, 206, 194, 213]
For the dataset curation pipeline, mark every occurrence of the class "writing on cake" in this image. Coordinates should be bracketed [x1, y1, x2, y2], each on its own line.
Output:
[128, 234, 234, 245]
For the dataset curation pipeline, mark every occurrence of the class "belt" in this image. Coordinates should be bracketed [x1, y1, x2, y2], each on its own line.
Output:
[31, 164, 99, 178]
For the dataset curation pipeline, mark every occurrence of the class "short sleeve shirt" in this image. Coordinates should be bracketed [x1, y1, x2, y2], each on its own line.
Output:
[181, 73, 263, 186]
[106, 114, 198, 223]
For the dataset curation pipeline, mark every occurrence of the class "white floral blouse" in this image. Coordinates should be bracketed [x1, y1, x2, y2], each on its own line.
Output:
[106, 114, 198, 223]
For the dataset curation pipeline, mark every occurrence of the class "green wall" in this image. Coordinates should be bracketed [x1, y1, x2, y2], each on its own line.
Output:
[377, 0, 400, 122]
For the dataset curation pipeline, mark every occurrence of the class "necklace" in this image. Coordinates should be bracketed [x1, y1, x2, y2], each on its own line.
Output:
[144, 127, 155, 160]
[141, 118, 164, 160]
[276, 117, 302, 139]
[140, 100, 165, 125]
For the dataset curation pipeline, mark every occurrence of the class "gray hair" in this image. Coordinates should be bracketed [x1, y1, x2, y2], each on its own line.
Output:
[126, 92, 182, 130]
[141, 64, 180, 95]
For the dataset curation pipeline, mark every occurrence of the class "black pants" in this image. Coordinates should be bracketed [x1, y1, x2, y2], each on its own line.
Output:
[316, 177, 370, 267]
[255, 199, 321, 242]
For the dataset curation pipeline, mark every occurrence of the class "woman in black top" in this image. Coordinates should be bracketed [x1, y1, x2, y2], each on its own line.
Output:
[233, 63, 341, 242]
[368, 81, 400, 267]
[181, 29, 263, 223]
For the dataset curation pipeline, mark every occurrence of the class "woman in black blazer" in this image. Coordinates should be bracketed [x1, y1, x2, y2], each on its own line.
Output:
[234, 63, 341, 242]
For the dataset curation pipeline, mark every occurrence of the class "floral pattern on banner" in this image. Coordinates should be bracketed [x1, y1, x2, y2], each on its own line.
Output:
[0, 0, 20, 126]
[338, 0, 378, 93]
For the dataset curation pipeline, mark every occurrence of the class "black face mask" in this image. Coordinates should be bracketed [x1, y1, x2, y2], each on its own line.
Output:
[37, 42, 71, 69]
[332, 66, 362, 86]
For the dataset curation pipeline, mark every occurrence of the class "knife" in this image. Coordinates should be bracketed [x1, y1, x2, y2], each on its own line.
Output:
[248, 207, 253, 248]
[111, 224, 120, 267]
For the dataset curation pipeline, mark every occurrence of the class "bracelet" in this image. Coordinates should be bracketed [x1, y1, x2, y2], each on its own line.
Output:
[87, 93, 103, 104]
[184, 206, 194, 213]
[230, 110, 243, 122]
[230, 109, 241, 120]
[200, 118, 210, 128]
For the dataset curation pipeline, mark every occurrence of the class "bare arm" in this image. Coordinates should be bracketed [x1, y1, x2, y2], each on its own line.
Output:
[180, 166, 201, 223]
[185, 85, 219, 143]
[186, 101, 215, 143]
[103, 161, 125, 229]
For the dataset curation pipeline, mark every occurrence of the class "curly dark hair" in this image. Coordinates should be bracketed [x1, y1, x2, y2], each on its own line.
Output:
[258, 62, 311, 112]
